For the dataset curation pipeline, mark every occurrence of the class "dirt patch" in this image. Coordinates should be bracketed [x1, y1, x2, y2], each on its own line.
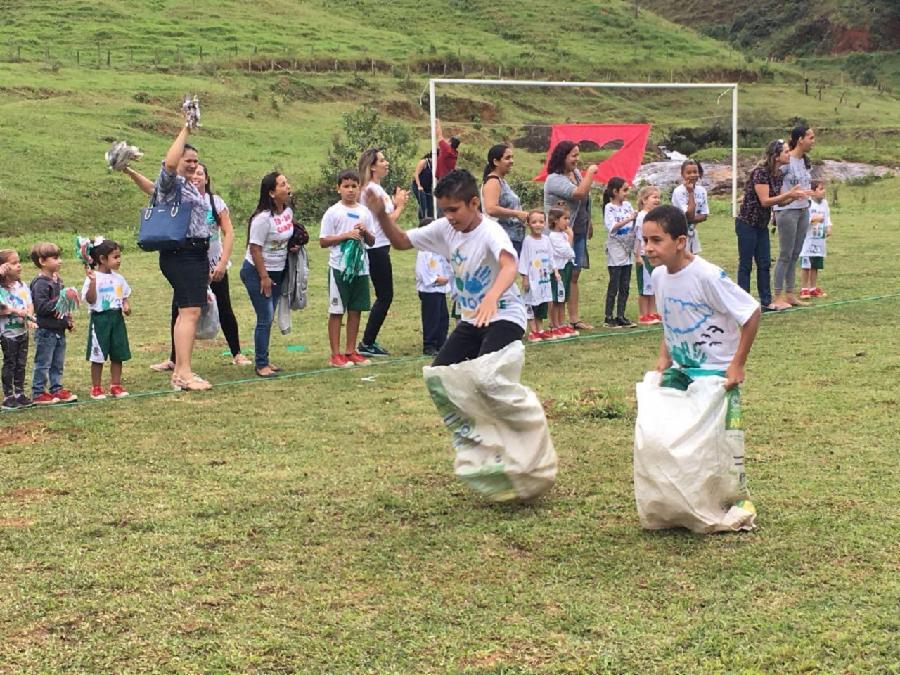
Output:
[0, 86, 68, 100]
[0, 425, 54, 448]
[5, 487, 69, 500]
[379, 99, 422, 121]
[434, 95, 500, 124]
[127, 114, 182, 137]
[0, 517, 34, 528]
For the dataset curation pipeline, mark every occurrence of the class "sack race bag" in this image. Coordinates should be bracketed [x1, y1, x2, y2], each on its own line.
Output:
[137, 182, 191, 252]
[634, 370, 756, 533]
[423, 341, 558, 502]
[196, 287, 220, 340]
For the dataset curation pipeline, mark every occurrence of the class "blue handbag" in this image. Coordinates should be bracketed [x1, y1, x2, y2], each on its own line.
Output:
[137, 180, 192, 251]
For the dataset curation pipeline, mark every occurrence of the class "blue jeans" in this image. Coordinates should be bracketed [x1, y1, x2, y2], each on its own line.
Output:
[735, 218, 772, 306]
[240, 261, 283, 369]
[32, 328, 66, 396]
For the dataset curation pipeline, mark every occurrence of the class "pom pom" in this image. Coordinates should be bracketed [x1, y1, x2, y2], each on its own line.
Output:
[182, 94, 201, 130]
[74, 236, 93, 266]
[105, 140, 143, 171]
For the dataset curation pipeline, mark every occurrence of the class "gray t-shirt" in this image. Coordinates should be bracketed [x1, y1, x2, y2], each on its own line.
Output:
[544, 171, 592, 234]
[482, 175, 524, 243]
[774, 155, 811, 211]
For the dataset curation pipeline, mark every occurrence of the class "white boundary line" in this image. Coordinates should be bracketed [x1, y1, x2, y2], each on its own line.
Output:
[429, 78, 739, 217]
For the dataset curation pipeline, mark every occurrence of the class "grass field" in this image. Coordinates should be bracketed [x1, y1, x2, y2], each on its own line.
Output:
[1, 174, 898, 671]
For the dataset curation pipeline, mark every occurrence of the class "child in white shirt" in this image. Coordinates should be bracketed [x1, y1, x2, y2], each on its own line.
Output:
[518, 211, 556, 341]
[634, 186, 661, 325]
[547, 205, 578, 337]
[0, 249, 34, 409]
[671, 160, 708, 254]
[415, 217, 452, 356]
[800, 180, 833, 298]
[603, 177, 637, 328]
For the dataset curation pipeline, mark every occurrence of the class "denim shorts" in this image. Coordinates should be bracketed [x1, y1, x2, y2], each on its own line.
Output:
[573, 232, 590, 270]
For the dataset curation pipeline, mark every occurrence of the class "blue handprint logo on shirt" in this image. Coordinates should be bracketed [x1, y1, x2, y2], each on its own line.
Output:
[460, 266, 491, 295]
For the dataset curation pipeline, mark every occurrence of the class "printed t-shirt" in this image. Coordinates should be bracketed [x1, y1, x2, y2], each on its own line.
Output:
[518, 235, 554, 306]
[244, 207, 294, 271]
[205, 193, 229, 268]
[0, 281, 32, 337]
[652, 256, 759, 371]
[801, 199, 831, 258]
[549, 230, 575, 269]
[671, 184, 709, 254]
[775, 155, 811, 211]
[415, 251, 451, 294]
[80, 271, 131, 312]
[604, 201, 636, 266]
[407, 216, 526, 330]
[320, 202, 375, 275]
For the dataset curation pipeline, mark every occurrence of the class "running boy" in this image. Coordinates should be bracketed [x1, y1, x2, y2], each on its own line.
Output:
[366, 169, 526, 365]
[30, 243, 77, 404]
[800, 179, 832, 298]
[642, 205, 760, 389]
[319, 170, 376, 368]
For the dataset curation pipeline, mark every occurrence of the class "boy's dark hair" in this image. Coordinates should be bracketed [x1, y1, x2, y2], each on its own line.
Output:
[644, 205, 688, 239]
[30, 242, 61, 268]
[547, 206, 569, 229]
[434, 169, 479, 203]
[418, 217, 434, 228]
[337, 169, 361, 185]
[449, 136, 461, 150]
[810, 179, 824, 190]
[88, 239, 121, 269]
[681, 158, 704, 178]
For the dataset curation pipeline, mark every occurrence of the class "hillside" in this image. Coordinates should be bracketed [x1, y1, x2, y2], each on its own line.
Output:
[1, 0, 899, 236]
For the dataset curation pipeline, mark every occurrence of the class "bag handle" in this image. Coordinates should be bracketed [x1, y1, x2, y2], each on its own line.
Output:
[147, 176, 184, 209]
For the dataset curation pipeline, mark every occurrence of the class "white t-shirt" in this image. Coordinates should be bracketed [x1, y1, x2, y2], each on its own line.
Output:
[80, 271, 131, 313]
[671, 184, 709, 254]
[205, 193, 229, 268]
[0, 281, 32, 338]
[361, 182, 394, 249]
[244, 207, 294, 271]
[548, 230, 575, 269]
[320, 201, 375, 275]
[652, 256, 759, 371]
[518, 234, 554, 306]
[801, 199, 830, 258]
[635, 211, 647, 256]
[604, 201, 636, 266]
[415, 251, 451, 294]
[407, 216, 526, 329]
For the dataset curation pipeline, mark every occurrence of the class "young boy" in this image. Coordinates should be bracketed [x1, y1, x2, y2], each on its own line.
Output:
[642, 205, 760, 389]
[414, 217, 452, 356]
[29, 242, 77, 404]
[319, 170, 376, 368]
[800, 179, 832, 298]
[366, 169, 525, 365]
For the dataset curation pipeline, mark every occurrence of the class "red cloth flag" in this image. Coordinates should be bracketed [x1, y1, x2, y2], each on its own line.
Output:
[533, 124, 651, 184]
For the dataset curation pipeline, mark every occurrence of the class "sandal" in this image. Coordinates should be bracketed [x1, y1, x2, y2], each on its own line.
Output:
[150, 359, 175, 372]
[171, 374, 212, 391]
[231, 353, 252, 366]
[255, 366, 278, 378]
[571, 320, 594, 331]
[268, 363, 283, 372]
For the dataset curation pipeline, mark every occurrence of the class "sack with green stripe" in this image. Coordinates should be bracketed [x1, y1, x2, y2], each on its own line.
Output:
[423, 341, 558, 502]
[633, 369, 756, 533]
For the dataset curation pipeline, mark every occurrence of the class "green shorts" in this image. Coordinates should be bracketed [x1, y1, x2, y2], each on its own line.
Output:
[87, 309, 131, 363]
[529, 302, 548, 320]
[328, 267, 371, 314]
[801, 256, 824, 270]
[550, 262, 574, 302]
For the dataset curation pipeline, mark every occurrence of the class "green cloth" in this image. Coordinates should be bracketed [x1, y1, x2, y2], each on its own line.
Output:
[660, 367, 726, 391]
[339, 238, 365, 283]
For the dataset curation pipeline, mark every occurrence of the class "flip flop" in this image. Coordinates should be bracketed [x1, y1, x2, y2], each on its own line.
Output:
[255, 367, 278, 378]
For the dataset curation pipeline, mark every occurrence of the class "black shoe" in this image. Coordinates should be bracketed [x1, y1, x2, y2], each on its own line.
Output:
[616, 317, 636, 328]
[603, 317, 618, 328]
[2, 396, 20, 411]
[423, 347, 439, 356]
[358, 341, 390, 357]
[15, 394, 32, 407]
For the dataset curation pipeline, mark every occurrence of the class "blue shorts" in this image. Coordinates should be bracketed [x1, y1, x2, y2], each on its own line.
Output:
[573, 232, 590, 270]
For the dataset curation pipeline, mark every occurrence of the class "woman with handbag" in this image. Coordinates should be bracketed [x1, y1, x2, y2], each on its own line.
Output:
[122, 118, 212, 391]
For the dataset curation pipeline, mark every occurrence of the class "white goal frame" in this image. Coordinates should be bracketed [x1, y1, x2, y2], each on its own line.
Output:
[429, 78, 739, 216]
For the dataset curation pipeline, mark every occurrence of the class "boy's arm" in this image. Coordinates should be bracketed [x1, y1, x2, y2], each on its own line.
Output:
[365, 192, 413, 250]
[31, 279, 56, 317]
[473, 250, 517, 327]
[725, 307, 761, 390]
[655, 336, 672, 372]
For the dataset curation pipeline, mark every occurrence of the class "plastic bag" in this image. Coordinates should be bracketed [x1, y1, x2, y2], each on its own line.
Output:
[634, 370, 755, 533]
[423, 341, 558, 502]
[196, 287, 219, 340]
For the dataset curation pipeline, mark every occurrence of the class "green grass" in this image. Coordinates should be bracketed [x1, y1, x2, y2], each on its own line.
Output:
[1, 177, 899, 671]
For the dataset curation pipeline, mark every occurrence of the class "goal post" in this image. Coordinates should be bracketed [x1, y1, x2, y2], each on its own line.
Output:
[428, 78, 739, 217]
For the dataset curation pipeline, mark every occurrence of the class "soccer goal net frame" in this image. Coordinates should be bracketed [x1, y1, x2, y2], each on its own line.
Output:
[428, 78, 739, 217]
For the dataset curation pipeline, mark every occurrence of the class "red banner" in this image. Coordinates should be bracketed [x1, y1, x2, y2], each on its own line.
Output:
[533, 123, 651, 185]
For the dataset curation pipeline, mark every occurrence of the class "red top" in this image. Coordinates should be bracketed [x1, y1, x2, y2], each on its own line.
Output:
[435, 138, 458, 179]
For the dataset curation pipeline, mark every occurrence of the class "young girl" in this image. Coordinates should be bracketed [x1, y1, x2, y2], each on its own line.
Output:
[671, 159, 708, 254]
[414, 217, 452, 355]
[634, 186, 662, 325]
[81, 238, 132, 399]
[603, 177, 637, 328]
[518, 210, 556, 341]
[547, 205, 578, 337]
[800, 180, 832, 298]
[0, 249, 34, 409]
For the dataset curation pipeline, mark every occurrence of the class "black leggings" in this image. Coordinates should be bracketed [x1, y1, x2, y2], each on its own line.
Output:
[605, 264, 632, 319]
[170, 271, 241, 362]
[432, 320, 524, 367]
[362, 245, 394, 346]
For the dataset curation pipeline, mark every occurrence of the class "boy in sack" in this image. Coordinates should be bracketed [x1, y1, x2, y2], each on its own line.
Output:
[635, 205, 761, 531]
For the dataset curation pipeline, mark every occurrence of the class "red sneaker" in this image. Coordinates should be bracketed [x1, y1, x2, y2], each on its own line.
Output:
[812, 287, 827, 297]
[560, 325, 578, 336]
[538, 330, 556, 340]
[527, 331, 544, 342]
[651, 313, 662, 321]
[109, 384, 129, 398]
[551, 328, 572, 339]
[90, 386, 107, 400]
[799, 288, 812, 299]
[33, 392, 57, 405]
[53, 389, 78, 403]
[638, 314, 653, 325]
[329, 354, 353, 368]
[345, 352, 371, 366]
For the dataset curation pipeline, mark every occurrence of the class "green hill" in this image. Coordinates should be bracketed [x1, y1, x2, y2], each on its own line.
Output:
[1, 0, 899, 236]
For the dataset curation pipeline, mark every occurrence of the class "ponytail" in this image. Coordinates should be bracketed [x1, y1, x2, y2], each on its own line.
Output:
[602, 176, 626, 210]
[484, 144, 508, 183]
